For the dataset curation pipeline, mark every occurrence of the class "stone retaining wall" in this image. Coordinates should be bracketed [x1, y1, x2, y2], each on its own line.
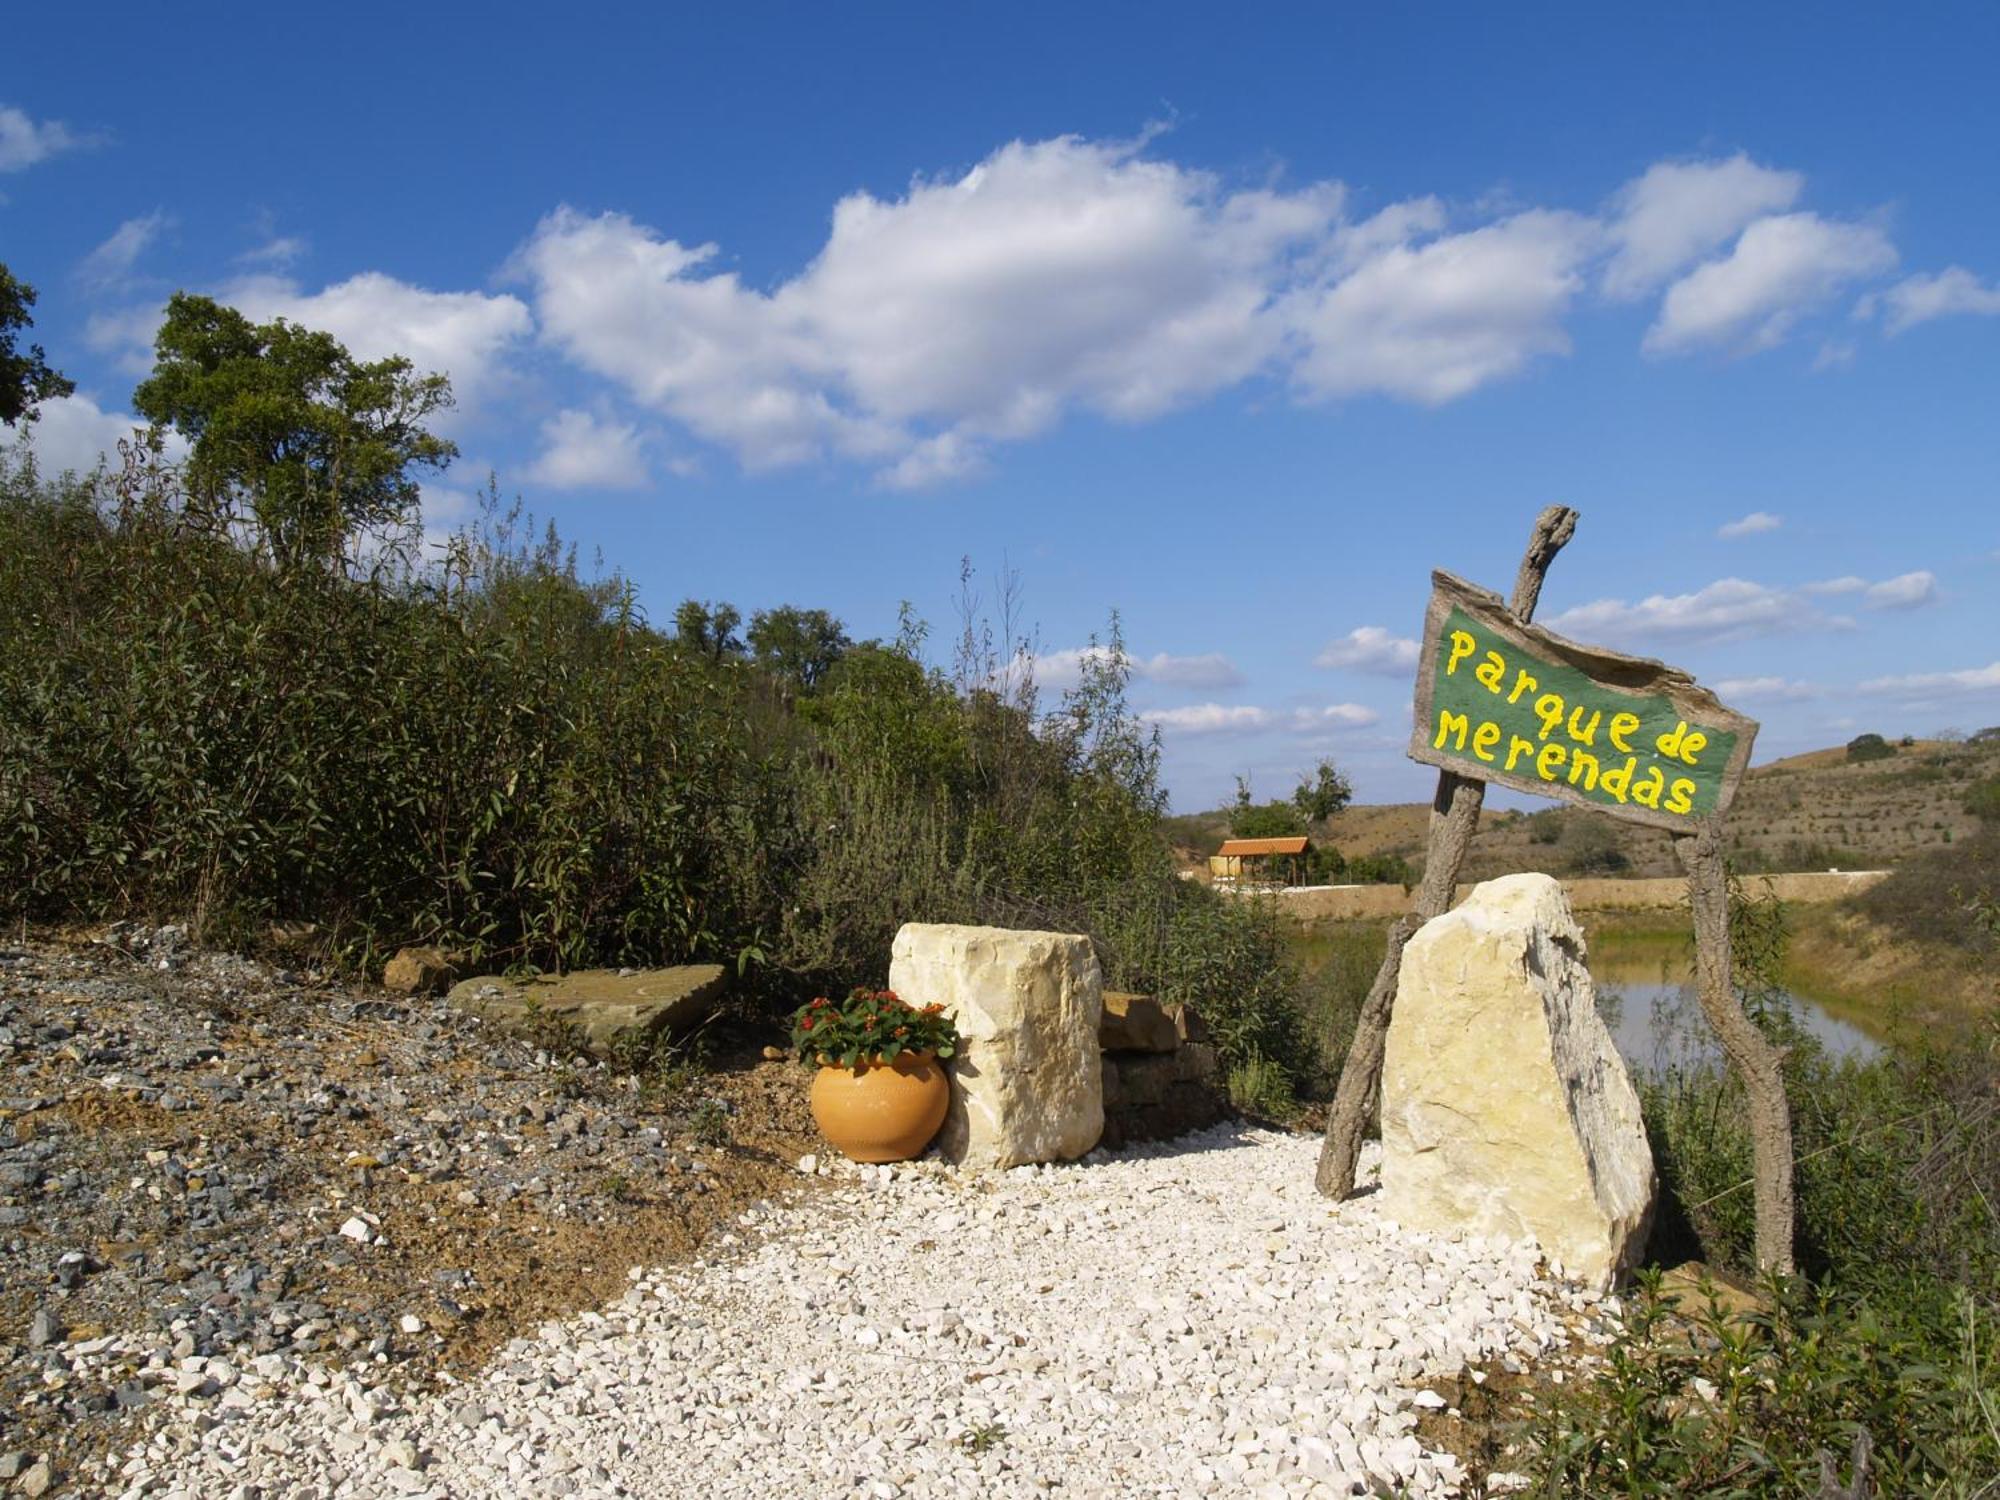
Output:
[1097, 993, 1228, 1150]
[1225, 868, 1889, 923]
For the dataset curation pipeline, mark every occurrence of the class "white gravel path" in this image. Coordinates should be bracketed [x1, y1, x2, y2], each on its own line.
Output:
[113, 1125, 1609, 1498]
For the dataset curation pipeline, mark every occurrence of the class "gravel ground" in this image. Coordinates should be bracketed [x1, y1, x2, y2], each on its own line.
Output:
[0, 927, 818, 1496]
[103, 1128, 1615, 1499]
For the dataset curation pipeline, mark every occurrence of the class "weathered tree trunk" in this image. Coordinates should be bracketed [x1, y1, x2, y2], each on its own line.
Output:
[1674, 824, 1796, 1273]
[1315, 505, 1578, 1198]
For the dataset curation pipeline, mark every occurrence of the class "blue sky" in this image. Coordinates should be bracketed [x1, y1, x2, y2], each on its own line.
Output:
[6, 4, 1999, 810]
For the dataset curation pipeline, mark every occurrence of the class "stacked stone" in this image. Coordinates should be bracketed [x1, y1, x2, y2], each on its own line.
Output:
[1097, 992, 1227, 1150]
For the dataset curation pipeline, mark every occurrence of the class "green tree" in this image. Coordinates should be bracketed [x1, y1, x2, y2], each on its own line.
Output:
[673, 598, 745, 661]
[1230, 776, 1305, 839]
[1845, 732, 1896, 764]
[131, 293, 456, 569]
[1291, 757, 1354, 824]
[0, 263, 75, 428]
[748, 605, 850, 692]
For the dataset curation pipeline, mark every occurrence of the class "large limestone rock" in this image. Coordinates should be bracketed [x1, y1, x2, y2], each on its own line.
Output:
[1380, 874, 1655, 1290]
[889, 924, 1103, 1170]
[446, 965, 728, 1058]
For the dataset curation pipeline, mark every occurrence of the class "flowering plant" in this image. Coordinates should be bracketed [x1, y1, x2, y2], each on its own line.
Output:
[789, 987, 959, 1068]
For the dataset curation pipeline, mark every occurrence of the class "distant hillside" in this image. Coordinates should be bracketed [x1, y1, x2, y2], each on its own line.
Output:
[1166, 737, 2000, 883]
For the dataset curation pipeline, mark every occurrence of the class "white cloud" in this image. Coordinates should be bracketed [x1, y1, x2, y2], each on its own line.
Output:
[522, 408, 650, 490]
[1810, 339, 1856, 372]
[1859, 662, 2000, 697]
[1286, 209, 1599, 404]
[0, 104, 91, 172]
[1646, 213, 1897, 356]
[1714, 676, 1817, 702]
[4, 390, 181, 475]
[1865, 267, 2000, 335]
[1033, 645, 1243, 693]
[84, 303, 168, 375]
[236, 235, 308, 268]
[1314, 625, 1420, 673]
[78, 211, 170, 291]
[1141, 701, 1378, 735]
[1717, 510, 1782, 539]
[1864, 570, 1937, 610]
[221, 272, 533, 408]
[1549, 567, 1934, 646]
[515, 137, 1345, 482]
[1602, 154, 1803, 299]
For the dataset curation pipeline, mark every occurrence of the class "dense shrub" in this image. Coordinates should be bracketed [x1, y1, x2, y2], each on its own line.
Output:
[1854, 825, 2000, 955]
[1531, 884, 2000, 1493]
[1846, 732, 1896, 764]
[0, 450, 1327, 1091]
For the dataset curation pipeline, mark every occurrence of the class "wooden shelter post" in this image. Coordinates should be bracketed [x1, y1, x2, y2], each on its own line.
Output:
[1315, 506, 1578, 1198]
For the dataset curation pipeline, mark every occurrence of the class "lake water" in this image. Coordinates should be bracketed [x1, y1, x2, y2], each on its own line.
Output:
[1286, 929, 1882, 1077]
[1589, 947, 1881, 1076]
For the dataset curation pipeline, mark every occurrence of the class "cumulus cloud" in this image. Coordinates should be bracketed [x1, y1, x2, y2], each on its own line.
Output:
[1314, 625, 1420, 673]
[513, 135, 1706, 483]
[1646, 213, 1897, 355]
[522, 409, 650, 490]
[4, 391, 182, 475]
[1859, 663, 2000, 697]
[1714, 676, 1817, 702]
[1286, 209, 1599, 404]
[1863, 570, 1937, 610]
[1602, 154, 1803, 300]
[221, 272, 533, 409]
[1032, 645, 1244, 693]
[0, 104, 92, 172]
[1864, 267, 2000, 335]
[1140, 702, 1377, 735]
[1549, 567, 1937, 646]
[1717, 510, 1782, 539]
[78, 211, 171, 291]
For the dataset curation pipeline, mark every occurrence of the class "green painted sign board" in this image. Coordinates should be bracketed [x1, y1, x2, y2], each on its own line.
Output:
[1409, 571, 1758, 832]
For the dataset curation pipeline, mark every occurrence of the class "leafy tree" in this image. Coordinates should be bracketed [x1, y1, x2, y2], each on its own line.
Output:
[1291, 757, 1354, 824]
[0, 263, 75, 428]
[132, 293, 456, 569]
[673, 598, 745, 661]
[748, 605, 850, 692]
[1845, 733, 1896, 764]
[1230, 776, 1305, 838]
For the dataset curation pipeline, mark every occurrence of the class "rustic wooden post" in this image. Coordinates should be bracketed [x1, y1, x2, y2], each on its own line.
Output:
[1674, 824, 1796, 1273]
[1315, 505, 1578, 1198]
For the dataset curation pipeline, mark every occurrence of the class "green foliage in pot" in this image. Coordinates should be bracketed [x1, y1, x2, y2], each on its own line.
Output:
[789, 987, 959, 1068]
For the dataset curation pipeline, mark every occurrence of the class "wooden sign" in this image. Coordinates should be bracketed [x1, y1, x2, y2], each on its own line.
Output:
[1408, 570, 1758, 832]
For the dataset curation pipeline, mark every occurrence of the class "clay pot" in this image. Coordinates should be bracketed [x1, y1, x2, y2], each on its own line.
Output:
[809, 1052, 950, 1163]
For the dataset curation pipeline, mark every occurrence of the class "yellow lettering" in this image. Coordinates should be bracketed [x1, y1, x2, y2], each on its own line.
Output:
[1567, 750, 1600, 791]
[1504, 735, 1536, 772]
[1446, 630, 1476, 676]
[1632, 765, 1665, 809]
[1434, 710, 1470, 753]
[1608, 712, 1640, 753]
[1665, 778, 1696, 816]
[1534, 692, 1566, 741]
[1599, 757, 1637, 804]
[1566, 706, 1601, 746]
[1655, 719, 1688, 759]
[1475, 650, 1506, 693]
[1472, 720, 1501, 763]
[1536, 742, 1568, 782]
[1679, 730, 1708, 766]
[1507, 669, 1538, 705]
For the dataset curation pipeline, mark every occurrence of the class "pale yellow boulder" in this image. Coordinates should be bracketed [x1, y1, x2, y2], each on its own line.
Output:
[889, 924, 1103, 1169]
[1380, 873, 1655, 1290]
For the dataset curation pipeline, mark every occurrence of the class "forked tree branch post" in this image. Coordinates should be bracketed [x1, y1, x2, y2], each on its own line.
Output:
[1314, 504, 1579, 1199]
[1674, 824, 1796, 1273]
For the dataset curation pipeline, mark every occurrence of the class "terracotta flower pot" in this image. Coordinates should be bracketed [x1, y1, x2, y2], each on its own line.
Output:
[809, 1052, 950, 1163]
